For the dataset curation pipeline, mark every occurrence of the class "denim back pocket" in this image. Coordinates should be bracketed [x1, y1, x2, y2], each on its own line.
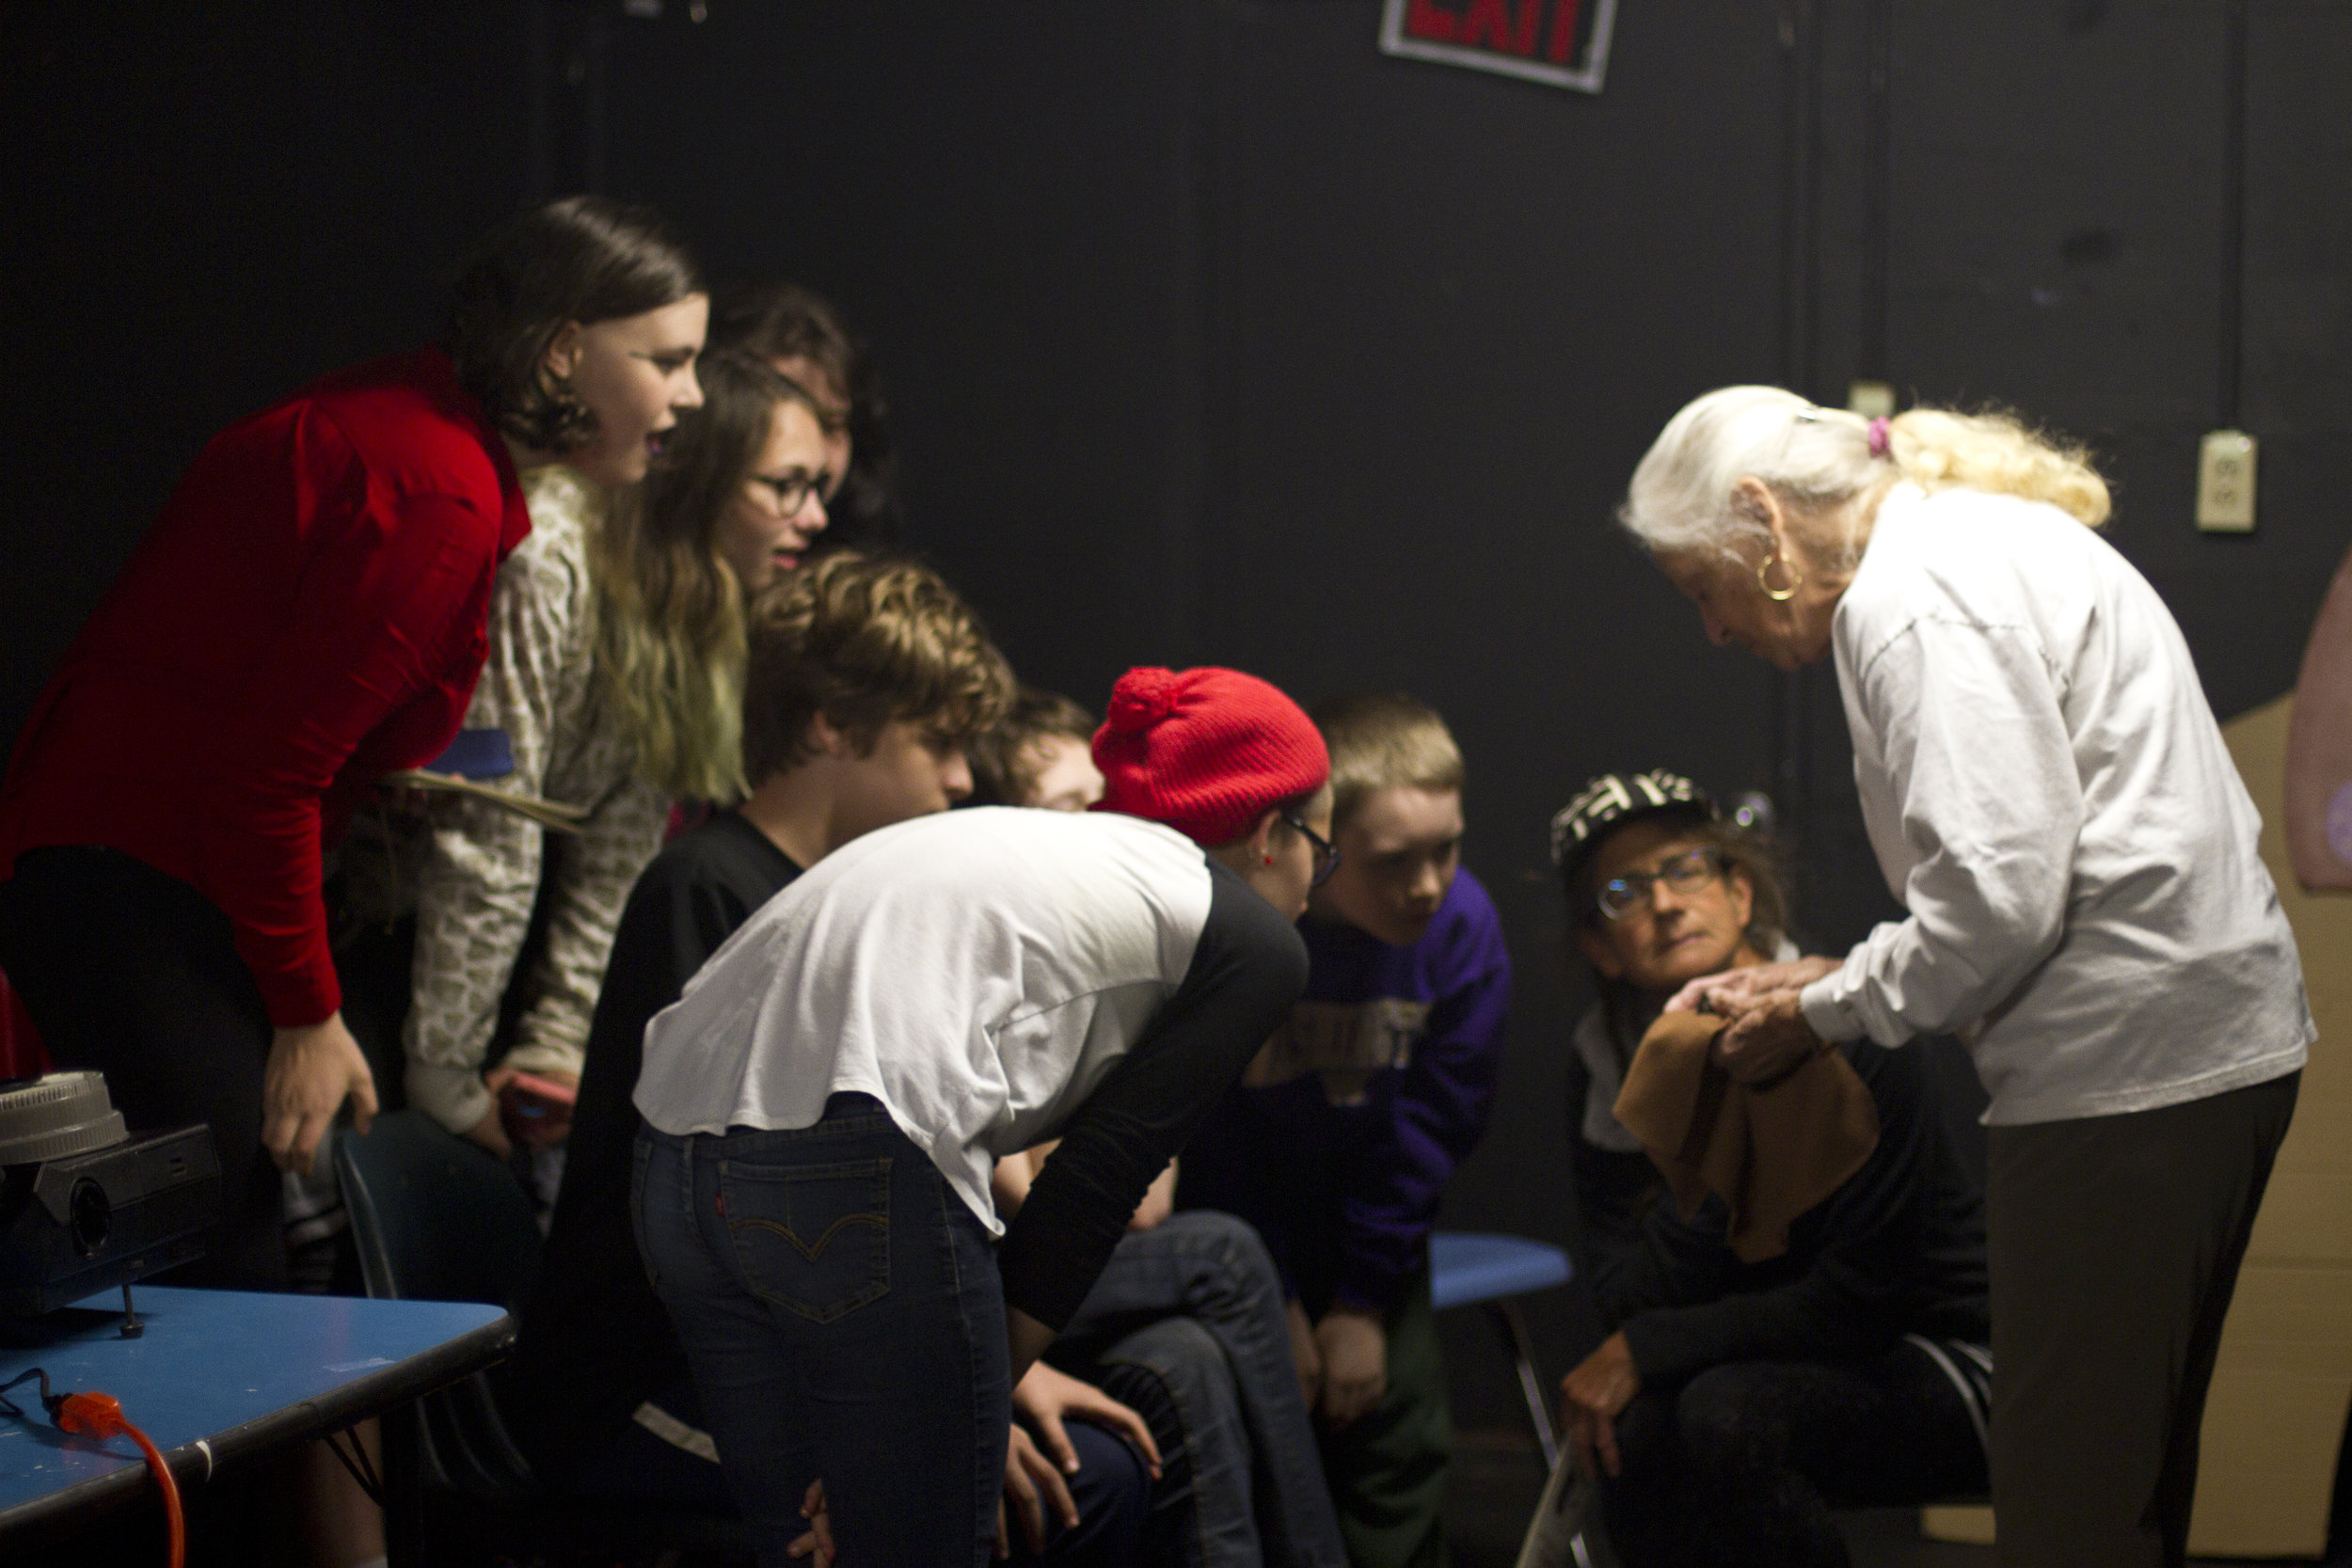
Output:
[719, 1157, 893, 1323]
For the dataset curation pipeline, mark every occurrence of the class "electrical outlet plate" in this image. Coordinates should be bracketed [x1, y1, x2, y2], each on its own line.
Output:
[2198, 430, 2258, 531]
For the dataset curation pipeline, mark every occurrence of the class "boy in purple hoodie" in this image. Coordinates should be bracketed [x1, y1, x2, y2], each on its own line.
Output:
[1177, 691, 1511, 1568]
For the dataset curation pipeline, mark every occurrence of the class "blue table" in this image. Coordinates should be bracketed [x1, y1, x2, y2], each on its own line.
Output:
[0, 1286, 512, 1540]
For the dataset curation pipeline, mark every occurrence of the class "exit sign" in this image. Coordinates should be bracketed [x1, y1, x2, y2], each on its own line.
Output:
[1378, 0, 1618, 94]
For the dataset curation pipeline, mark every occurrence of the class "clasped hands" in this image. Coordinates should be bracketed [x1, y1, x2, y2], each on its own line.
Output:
[1286, 1298, 1387, 1429]
[1663, 955, 1842, 1085]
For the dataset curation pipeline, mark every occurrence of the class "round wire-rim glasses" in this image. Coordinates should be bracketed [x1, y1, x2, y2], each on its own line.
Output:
[1597, 847, 1725, 921]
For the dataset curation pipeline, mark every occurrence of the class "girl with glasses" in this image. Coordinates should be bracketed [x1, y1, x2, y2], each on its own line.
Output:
[383, 349, 835, 1176]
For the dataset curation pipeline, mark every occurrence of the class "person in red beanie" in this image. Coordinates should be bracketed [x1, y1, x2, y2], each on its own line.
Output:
[628, 666, 1332, 1568]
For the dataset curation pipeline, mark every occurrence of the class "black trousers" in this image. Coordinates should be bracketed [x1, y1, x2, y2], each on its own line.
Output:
[0, 846, 287, 1290]
[1604, 1338, 1990, 1568]
[1986, 1070, 2299, 1568]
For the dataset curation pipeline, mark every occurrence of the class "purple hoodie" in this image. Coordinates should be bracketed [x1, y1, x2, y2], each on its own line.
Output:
[1176, 867, 1512, 1313]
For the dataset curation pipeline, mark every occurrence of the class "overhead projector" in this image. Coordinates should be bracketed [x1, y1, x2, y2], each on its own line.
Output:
[0, 1071, 218, 1323]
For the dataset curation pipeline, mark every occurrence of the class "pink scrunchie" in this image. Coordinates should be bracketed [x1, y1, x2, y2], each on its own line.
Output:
[1867, 416, 1892, 458]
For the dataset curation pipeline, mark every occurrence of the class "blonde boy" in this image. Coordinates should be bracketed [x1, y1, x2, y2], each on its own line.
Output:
[1177, 691, 1512, 1568]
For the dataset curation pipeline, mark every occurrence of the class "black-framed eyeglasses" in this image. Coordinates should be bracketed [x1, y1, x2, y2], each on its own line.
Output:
[1285, 814, 1342, 888]
[751, 470, 829, 515]
[1596, 847, 1724, 921]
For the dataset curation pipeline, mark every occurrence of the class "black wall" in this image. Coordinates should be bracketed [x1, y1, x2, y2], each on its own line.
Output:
[8, 0, 2350, 1415]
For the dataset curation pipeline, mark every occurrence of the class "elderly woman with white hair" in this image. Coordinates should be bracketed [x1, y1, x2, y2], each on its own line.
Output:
[1617, 387, 2311, 1568]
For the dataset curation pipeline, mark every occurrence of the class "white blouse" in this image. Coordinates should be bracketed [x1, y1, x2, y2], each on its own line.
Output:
[633, 808, 1217, 1235]
[1799, 484, 2312, 1124]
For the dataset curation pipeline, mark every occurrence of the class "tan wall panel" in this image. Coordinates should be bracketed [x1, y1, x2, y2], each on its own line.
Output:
[2248, 1172, 2352, 1265]
[2196, 696, 2352, 1556]
[2187, 1369, 2352, 1557]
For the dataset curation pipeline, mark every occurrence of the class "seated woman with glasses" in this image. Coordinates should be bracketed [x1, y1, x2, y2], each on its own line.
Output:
[1549, 771, 1991, 1568]
[1550, 771, 1794, 1284]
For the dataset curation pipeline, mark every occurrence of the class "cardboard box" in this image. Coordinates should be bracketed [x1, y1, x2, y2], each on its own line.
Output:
[1929, 698, 2352, 1558]
[2192, 696, 2352, 1558]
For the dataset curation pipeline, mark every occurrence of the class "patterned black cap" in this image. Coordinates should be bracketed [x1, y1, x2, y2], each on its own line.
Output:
[1549, 770, 1716, 884]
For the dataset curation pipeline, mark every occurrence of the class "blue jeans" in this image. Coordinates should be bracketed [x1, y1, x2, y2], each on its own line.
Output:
[565, 1369, 1148, 1565]
[1055, 1212, 1347, 1568]
[633, 1096, 1009, 1567]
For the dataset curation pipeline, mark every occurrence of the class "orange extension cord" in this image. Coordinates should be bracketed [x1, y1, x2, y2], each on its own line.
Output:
[52, 1390, 185, 1568]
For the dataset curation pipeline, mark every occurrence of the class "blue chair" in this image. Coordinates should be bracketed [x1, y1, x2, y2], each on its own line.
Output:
[1429, 1230, 1574, 1471]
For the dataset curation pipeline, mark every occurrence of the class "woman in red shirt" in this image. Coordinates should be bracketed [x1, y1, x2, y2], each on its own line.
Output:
[0, 196, 707, 1290]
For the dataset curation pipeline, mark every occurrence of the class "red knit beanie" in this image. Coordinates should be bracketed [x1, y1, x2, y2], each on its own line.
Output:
[1092, 667, 1330, 847]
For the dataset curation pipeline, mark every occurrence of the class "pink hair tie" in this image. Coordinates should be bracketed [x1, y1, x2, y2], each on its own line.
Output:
[1867, 416, 1892, 458]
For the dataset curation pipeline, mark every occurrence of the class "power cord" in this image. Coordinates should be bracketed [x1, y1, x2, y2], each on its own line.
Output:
[1, 1367, 185, 1568]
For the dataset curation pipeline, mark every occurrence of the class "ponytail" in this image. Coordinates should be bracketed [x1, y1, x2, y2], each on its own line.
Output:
[1621, 386, 2111, 565]
[1881, 406, 2109, 528]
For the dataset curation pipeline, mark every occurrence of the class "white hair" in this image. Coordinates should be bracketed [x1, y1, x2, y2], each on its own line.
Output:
[1619, 385, 2111, 565]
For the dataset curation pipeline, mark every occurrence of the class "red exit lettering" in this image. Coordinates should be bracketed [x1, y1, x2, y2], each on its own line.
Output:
[1403, 0, 1585, 64]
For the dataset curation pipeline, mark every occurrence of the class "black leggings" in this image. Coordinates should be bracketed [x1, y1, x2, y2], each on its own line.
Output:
[0, 847, 287, 1290]
[1604, 1339, 1988, 1568]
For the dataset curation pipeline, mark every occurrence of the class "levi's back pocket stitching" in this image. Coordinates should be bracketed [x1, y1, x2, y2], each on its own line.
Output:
[720, 1156, 892, 1323]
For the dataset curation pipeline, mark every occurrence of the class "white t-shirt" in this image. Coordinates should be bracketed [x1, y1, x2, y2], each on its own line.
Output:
[633, 808, 1216, 1234]
[1799, 484, 2312, 1124]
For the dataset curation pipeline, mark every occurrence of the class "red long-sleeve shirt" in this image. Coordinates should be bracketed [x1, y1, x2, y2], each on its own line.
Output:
[0, 348, 531, 1028]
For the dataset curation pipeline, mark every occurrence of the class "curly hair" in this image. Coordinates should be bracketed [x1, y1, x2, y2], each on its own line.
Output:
[739, 551, 1014, 785]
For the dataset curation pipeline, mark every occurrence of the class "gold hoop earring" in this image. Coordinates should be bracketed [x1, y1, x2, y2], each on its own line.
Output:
[1758, 553, 1803, 602]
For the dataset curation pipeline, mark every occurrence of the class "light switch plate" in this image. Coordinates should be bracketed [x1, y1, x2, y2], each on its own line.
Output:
[2198, 430, 2258, 531]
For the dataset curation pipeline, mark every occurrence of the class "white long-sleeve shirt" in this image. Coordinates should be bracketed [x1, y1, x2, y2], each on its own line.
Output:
[1799, 484, 2312, 1125]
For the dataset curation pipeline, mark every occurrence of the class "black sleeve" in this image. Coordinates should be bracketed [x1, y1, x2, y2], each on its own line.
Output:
[509, 853, 769, 1478]
[1611, 1042, 1934, 1385]
[559, 867, 722, 1204]
[997, 859, 1310, 1330]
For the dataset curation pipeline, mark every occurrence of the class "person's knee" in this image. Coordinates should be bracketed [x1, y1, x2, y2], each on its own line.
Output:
[1105, 1315, 1232, 1409]
[1675, 1366, 1784, 1484]
[1009, 1420, 1150, 1566]
[1158, 1208, 1282, 1290]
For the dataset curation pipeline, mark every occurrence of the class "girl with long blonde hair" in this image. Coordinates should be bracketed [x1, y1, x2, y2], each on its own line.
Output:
[399, 349, 833, 1155]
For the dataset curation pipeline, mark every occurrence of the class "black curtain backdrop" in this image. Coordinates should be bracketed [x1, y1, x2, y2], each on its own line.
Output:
[7, 0, 2349, 1421]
